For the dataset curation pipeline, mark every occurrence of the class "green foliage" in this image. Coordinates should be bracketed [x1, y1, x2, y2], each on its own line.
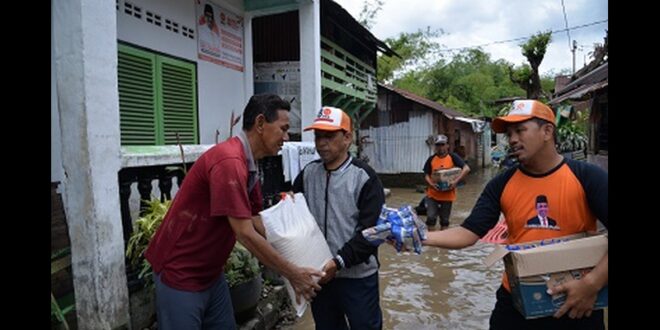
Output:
[377, 29, 557, 117]
[394, 70, 431, 97]
[377, 27, 444, 82]
[509, 31, 553, 99]
[420, 49, 526, 117]
[510, 63, 532, 85]
[357, 0, 384, 29]
[125, 198, 261, 290]
[520, 32, 552, 66]
[126, 198, 172, 288]
[224, 243, 261, 287]
[497, 104, 511, 117]
[557, 121, 587, 153]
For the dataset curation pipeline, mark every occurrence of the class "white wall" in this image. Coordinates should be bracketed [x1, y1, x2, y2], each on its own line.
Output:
[360, 110, 434, 173]
[299, 0, 321, 142]
[53, 0, 130, 326]
[116, 0, 247, 144]
[51, 12, 63, 183]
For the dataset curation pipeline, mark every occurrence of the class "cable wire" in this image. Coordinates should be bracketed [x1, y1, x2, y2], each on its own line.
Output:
[438, 19, 608, 53]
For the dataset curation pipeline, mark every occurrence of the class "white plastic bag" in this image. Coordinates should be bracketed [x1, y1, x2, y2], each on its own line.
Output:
[259, 193, 332, 317]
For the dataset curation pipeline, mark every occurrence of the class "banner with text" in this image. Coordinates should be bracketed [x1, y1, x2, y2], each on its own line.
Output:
[196, 0, 244, 71]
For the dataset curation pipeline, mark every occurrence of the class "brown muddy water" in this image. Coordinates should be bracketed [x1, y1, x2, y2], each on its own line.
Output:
[290, 168, 505, 329]
[286, 167, 609, 329]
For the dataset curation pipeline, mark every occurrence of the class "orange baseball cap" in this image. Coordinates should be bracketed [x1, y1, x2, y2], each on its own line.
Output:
[491, 100, 556, 133]
[304, 106, 352, 132]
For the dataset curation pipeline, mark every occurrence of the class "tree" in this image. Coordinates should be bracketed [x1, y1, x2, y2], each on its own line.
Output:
[357, 0, 385, 29]
[508, 31, 552, 100]
[377, 27, 443, 83]
[378, 31, 557, 117]
[421, 49, 526, 117]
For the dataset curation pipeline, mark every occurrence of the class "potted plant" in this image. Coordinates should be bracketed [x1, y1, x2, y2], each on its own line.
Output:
[126, 198, 172, 289]
[556, 121, 587, 156]
[225, 243, 263, 323]
[126, 199, 263, 323]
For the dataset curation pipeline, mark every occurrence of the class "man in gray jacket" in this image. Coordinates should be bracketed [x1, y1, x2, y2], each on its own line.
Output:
[293, 106, 385, 330]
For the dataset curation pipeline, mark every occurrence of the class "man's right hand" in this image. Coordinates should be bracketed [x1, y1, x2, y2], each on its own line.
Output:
[287, 266, 325, 304]
[318, 259, 338, 284]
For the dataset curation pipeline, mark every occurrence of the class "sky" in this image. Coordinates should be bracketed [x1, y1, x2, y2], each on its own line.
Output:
[333, 0, 608, 76]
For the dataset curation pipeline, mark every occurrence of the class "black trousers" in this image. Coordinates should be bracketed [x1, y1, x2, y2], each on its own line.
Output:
[311, 272, 382, 330]
[425, 197, 452, 227]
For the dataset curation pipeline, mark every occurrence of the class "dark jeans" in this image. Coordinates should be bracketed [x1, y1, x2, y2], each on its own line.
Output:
[154, 272, 236, 330]
[425, 197, 453, 227]
[311, 272, 382, 330]
[490, 285, 605, 330]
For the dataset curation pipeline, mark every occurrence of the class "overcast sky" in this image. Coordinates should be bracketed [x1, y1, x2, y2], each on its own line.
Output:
[333, 0, 608, 76]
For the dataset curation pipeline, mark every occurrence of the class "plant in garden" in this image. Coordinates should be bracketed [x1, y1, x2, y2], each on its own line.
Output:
[125, 198, 261, 290]
[126, 198, 172, 288]
[224, 243, 261, 288]
[556, 121, 587, 153]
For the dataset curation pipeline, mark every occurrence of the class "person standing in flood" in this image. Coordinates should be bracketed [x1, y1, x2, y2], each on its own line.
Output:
[422, 134, 470, 230]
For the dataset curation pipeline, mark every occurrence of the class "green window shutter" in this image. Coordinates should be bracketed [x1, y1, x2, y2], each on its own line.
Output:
[118, 44, 158, 145]
[157, 56, 198, 145]
[118, 43, 198, 146]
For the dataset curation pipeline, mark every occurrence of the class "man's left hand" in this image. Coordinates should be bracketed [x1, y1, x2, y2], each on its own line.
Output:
[548, 276, 600, 319]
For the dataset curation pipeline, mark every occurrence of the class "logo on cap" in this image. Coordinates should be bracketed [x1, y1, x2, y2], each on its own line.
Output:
[435, 135, 448, 144]
[490, 99, 556, 133]
[304, 106, 352, 132]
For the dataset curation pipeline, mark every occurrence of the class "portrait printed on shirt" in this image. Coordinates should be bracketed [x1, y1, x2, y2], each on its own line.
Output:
[525, 195, 560, 230]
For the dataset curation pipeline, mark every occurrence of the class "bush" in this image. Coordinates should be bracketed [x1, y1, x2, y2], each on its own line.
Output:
[125, 199, 261, 289]
[557, 121, 587, 153]
[126, 199, 172, 288]
[224, 243, 261, 287]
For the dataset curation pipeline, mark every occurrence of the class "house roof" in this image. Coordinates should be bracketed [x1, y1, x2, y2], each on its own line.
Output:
[550, 62, 608, 105]
[550, 80, 608, 105]
[379, 84, 467, 119]
[490, 96, 524, 105]
[324, 0, 399, 58]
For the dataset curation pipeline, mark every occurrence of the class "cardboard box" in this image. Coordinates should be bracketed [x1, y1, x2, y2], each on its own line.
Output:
[483, 233, 608, 319]
[432, 167, 461, 191]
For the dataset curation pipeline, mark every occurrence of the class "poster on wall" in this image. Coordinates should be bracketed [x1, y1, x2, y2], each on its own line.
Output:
[196, 0, 244, 72]
[254, 61, 302, 134]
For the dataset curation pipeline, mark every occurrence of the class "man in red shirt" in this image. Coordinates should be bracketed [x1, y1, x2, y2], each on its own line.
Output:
[145, 94, 324, 330]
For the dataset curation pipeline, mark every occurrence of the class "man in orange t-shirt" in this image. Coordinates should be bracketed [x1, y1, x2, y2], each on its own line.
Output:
[419, 100, 608, 329]
[422, 134, 470, 230]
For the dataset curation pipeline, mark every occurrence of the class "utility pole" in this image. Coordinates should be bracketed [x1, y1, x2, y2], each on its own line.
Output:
[572, 40, 577, 74]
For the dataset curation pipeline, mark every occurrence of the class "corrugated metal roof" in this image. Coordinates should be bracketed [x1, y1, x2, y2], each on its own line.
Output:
[491, 96, 524, 105]
[549, 80, 608, 105]
[455, 116, 486, 133]
[379, 84, 466, 119]
[553, 62, 608, 97]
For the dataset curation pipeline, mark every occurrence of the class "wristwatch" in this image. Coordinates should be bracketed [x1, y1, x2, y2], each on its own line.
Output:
[332, 255, 345, 270]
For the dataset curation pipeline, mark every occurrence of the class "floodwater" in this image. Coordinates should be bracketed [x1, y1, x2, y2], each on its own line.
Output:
[290, 167, 505, 329]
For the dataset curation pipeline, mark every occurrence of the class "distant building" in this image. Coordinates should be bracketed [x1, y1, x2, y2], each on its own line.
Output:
[360, 84, 486, 175]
